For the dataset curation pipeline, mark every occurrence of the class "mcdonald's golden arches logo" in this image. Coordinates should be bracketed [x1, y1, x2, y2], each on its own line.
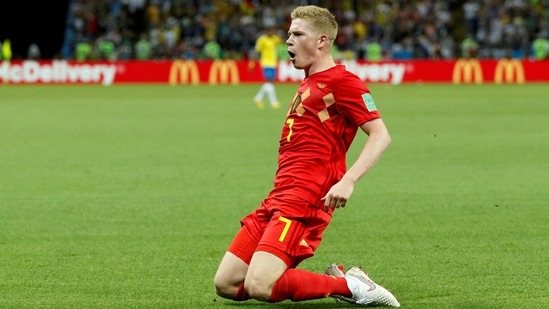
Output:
[453, 59, 483, 84]
[209, 60, 239, 85]
[169, 60, 199, 85]
[494, 59, 524, 84]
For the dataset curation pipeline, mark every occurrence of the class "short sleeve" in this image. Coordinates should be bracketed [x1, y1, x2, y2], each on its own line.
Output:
[334, 73, 381, 126]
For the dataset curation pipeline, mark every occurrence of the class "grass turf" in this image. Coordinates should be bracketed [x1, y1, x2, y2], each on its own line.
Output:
[0, 84, 547, 308]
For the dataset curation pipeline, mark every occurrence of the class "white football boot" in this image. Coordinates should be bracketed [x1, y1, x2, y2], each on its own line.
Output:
[325, 264, 400, 307]
[324, 264, 356, 303]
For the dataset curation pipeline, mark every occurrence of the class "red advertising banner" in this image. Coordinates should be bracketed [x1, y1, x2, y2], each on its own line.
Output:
[1, 59, 547, 85]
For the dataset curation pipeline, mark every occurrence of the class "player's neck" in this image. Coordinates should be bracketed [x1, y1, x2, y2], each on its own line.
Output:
[305, 57, 336, 77]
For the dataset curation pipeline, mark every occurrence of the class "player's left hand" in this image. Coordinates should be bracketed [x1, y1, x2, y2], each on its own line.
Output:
[322, 178, 355, 211]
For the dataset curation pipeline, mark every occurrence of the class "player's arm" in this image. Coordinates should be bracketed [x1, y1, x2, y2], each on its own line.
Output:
[346, 118, 391, 183]
[323, 118, 391, 209]
[251, 37, 264, 59]
[248, 37, 263, 69]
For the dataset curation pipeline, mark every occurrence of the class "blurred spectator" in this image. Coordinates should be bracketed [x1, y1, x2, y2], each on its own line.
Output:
[532, 32, 549, 59]
[461, 35, 479, 58]
[366, 39, 383, 61]
[75, 40, 93, 61]
[118, 40, 134, 60]
[163, 16, 181, 58]
[392, 36, 414, 60]
[97, 36, 117, 60]
[463, 0, 481, 36]
[27, 43, 42, 60]
[134, 34, 152, 59]
[118, 29, 134, 60]
[203, 39, 222, 59]
[2, 39, 12, 61]
[277, 41, 290, 61]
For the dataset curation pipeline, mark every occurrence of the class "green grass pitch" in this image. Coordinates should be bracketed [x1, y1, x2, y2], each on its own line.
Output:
[0, 83, 547, 308]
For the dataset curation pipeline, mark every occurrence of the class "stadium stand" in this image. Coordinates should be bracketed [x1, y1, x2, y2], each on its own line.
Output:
[60, 0, 549, 61]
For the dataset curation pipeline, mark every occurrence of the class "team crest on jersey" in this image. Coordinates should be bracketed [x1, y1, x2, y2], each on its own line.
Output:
[362, 93, 377, 112]
[289, 94, 302, 114]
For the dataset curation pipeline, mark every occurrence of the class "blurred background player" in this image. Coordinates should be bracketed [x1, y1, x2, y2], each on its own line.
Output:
[253, 26, 282, 109]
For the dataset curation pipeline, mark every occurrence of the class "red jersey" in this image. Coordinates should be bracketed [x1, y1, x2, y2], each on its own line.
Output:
[269, 65, 380, 208]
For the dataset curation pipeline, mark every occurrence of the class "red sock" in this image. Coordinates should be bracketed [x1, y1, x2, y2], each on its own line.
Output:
[234, 284, 250, 301]
[268, 268, 352, 302]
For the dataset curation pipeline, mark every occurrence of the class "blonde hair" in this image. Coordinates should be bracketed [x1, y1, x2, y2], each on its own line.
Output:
[290, 5, 338, 44]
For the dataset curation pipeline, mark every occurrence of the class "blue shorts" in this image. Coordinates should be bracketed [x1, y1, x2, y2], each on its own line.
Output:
[262, 67, 276, 81]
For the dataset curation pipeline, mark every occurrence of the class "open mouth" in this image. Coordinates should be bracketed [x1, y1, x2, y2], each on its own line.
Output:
[288, 50, 296, 60]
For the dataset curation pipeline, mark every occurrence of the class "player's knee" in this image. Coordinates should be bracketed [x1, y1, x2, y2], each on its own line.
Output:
[213, 275, 237, 299]
[244, 276, 273, 301]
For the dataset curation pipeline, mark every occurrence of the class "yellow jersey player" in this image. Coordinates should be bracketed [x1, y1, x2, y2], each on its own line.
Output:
[253, 27, 283, 109]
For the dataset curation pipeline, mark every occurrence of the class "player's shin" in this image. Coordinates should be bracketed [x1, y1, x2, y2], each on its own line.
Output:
[268, 268, 352, 302]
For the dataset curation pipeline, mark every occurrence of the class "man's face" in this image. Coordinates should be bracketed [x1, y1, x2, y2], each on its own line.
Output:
[286, 18, 319, 70]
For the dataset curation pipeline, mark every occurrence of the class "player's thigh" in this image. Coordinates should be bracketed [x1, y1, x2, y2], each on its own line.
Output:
[245, 251, 287, 298]
[214, 251, 248, 289]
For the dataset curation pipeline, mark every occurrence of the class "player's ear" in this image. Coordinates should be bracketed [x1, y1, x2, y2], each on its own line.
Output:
[318, 35, 328, 47]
